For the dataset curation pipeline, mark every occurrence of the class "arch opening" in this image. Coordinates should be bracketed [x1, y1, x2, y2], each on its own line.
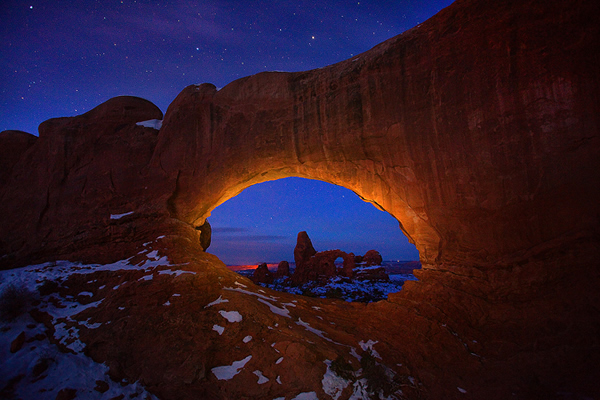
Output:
[207, 177, 421, 302]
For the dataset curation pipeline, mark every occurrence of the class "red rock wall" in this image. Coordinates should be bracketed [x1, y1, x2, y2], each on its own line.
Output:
[152, 0, 600, 268]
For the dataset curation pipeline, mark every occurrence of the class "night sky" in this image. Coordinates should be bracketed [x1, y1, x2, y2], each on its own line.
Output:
[2, 0, 454, 265]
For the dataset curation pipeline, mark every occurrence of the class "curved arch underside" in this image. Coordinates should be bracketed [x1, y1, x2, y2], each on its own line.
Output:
[1, 0, 599, 397]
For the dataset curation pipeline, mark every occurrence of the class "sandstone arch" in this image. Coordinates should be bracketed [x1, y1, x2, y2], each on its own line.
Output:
[153, 82, 441, 264]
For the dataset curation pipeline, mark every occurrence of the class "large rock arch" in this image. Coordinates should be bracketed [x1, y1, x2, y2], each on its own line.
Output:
[151, 0, 600, 270]
[0, 0, 599, 397]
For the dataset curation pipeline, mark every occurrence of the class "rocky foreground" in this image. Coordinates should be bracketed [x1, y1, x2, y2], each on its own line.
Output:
[1, 0, 599, 398]
[1, 241, 430, 400]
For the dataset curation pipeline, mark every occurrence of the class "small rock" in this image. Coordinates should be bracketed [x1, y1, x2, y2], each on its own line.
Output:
[32, 358, 50, 377]
[10, 331, 25, 353]
[55, 388, 77, 400]
[94, 380, 110, 393]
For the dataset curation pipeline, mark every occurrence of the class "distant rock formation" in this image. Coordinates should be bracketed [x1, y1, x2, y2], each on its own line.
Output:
[293, 231, 316, 272]
[354, 265, 389, 281]
[275, 261, 290, 278]
[251, 262, 273, 284]
[290, 232, 386, 284]
[362, 250, 383, 267]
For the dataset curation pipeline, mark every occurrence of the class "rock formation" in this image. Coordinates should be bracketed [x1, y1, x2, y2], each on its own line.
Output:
[275, 260, 290, 278]
[0, 0, 599, 398]
[354, 266, 389, 282]
[290, 232, 380, 284]
[293, 231, 317, 272]
[361, 250, 383, 267]
[251, 262, 273, 284]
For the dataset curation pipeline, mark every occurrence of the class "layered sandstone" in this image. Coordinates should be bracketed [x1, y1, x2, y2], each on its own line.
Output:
[1, 0, 599, 398]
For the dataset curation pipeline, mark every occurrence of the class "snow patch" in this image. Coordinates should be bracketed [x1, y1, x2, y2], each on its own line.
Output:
[253, 370, 269, 384]
[204, 295, 229, 308]
[136, 119, 162, 130]
[257, 298, 291, 318]
[276, 357, 283, 364]
[358, 340, 381, 359]
[322, 360, 350, 400]
[212, 325, 225, 335]
[0, 313, 159, 400]
[243, 335, 252, 343]
[79, 319, 102, 329]
[349, 379, 370, 400]
[457, 387, 467, 394]
[157, 269, 196, 277]
[296, 318, 340, 345]
[291, 392, 319, 400]
[219, 310, 242, 323]
[211, 355, 252, 380]
[110, 211, 134, 220]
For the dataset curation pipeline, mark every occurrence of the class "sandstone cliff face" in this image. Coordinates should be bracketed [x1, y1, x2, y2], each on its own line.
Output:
[1, 0, 599, 398]
[153, 0, 600, 269]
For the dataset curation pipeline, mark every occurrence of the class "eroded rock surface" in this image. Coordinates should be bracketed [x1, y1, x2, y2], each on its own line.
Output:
[0, 0, 599, 398]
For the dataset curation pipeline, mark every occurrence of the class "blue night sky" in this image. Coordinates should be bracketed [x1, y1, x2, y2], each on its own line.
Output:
[1, 0, 454, 265]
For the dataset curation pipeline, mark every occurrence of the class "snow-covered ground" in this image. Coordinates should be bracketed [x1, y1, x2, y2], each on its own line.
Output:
[253, 271, 417, 303]
[233, 261, 419, 303]
[1, 251, 416, 399]
[0, 248, 173, 399]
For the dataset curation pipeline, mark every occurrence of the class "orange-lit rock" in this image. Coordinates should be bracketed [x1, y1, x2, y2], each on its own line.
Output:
[0, 0, 599, 398]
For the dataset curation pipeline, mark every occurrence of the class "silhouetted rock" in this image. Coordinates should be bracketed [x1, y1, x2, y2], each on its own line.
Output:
[275, 261, 290, 278]
[291, 235, 357, 284]
[343, 253, 356, 278]
[293, 232, 316, 268]
[362, 250, 383, 267]
[198, 220, 212, 251]
[252, 263, 273, 284]
[292, 231, 317, 284]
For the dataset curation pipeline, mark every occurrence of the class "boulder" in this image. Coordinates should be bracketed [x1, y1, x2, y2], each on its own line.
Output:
[9, 331, 25, 353]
